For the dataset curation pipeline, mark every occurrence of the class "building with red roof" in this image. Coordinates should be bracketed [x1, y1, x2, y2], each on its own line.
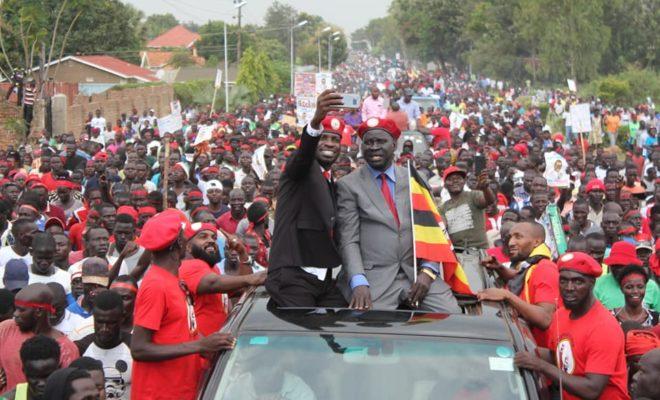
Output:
[141, 25, 204, 71]
[34, 55, 159, 85]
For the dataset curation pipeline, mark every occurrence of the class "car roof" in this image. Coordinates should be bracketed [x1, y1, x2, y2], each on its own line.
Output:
[230, 289, 514, 342]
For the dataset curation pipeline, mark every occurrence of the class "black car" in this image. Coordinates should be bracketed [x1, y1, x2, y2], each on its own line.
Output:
[199, 289, 550, 400]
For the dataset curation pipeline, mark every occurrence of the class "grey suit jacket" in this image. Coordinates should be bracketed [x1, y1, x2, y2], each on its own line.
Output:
[336, 164, 416, 300]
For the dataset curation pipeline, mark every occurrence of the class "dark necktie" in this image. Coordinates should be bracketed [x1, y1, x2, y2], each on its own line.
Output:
[379, 173, 399, 227]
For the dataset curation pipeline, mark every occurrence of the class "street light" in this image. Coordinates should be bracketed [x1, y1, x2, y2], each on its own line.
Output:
[234, 1, 247, 62]
[318, 27, 332, 71]
[328, 32, 341, 70]
[290, 19, 308, 94]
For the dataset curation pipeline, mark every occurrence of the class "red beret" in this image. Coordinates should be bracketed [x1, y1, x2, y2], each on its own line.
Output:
[202, 166, 219, 174]
[184, 222, 217, 240]
[357, 117, 401, 141]
[138, 210, 183, 251]
[585, 179, 606, 193]
[137, 206, 157, 215]
[93, 152, 108, 161]
[116, 205, 138, 222]
[557, 252, 602, 277]
[443, 166, 466, 181]
[320, 116, 345, 136]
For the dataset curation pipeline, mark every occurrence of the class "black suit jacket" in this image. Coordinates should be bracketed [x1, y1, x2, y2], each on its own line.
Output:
[268, 126, 341, 270]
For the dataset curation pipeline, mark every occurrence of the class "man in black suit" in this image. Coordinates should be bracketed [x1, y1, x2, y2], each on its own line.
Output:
[266, 90, 348, 307]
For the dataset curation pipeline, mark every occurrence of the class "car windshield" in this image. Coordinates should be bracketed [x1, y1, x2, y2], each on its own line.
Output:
[212, 333, 528, 400]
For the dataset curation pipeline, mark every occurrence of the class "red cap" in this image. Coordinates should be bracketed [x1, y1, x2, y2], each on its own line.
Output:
[137, 206, 157, 215]
[357, 117, 401, 141]
[93, 152, 108, 161]
[513, 143, 528, 156]
[44, 217, 65, 231]
[187, 190, 203, 200]
[117, 205, 138, 222]
[557, 252, 602, 277]
[604, 241, 643, 266]
[585, 179, 606, 193]
[552, 133, 564, 142]
[202, 166, 219, 174]
[440, 116, 449, 127]
[55, 180, 76, 190]
[184, 222, 217, 240]
[443, 166, 467, 181]
[138, 210, 184, 251]
[320, 116, 345, 136]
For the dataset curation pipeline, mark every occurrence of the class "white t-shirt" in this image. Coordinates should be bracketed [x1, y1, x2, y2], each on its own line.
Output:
[0, 247, 32, 289]
[54, 309, 86, 337]
[83, 341, 133, 399]
[28, 267, 71, 294]
[91, 117, 107, 133]
[107, 247, 145, 276]
[68, 315, 94, 341]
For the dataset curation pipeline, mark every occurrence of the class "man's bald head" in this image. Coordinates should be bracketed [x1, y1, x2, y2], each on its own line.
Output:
[14, 283, 54, 332]
[15, 283, 53, 305]
[507, 222, 546, 262]
[603, 201, 623, 217]
[514, 221, 546, 241]
[633, 348, 660, 400]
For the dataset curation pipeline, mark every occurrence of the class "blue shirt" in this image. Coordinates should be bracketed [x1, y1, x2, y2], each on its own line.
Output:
[350, 164, 439, 290]
[397, 99, 421, 121]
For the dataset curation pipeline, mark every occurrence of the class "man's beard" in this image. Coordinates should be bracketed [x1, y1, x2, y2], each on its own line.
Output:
[191, 243, 221, 266]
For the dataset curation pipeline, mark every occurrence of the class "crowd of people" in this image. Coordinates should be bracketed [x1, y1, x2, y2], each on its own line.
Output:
[0, 50, 658, 399]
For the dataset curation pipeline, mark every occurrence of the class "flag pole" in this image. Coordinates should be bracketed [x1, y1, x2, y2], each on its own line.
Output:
[407, 160, 418, 288]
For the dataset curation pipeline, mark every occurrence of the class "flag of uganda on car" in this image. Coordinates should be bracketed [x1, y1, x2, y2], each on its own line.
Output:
[408, 162, 473, 296]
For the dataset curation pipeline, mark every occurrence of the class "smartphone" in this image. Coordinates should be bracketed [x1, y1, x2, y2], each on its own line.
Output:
[474, 154, 486, 175]
[330, 93, 360, 109]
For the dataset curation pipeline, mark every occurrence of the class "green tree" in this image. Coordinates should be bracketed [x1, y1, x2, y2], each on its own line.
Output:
[529, 0, 610, 82]
[169, 49, 195, 68]
[390, 0, 471, 66]
[600, 0, 658, 73]
[352, 16, 403, 58]
[0, 0, 144, 94]
[263, 1, 298, 46]
[236, 47, 281, 102]
[143, 13, 178, 40]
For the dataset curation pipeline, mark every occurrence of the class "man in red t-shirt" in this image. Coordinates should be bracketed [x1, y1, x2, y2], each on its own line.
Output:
[179, 223, 265, 336]
[478, 222, 559, 347]
[515, 252, 629, 400]
[216, 189, 246, 234]
[0, 283, 79, 393]
[130, 211, 236, 400]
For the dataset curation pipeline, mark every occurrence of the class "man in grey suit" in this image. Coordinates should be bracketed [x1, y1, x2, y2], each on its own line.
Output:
[336, 117, 460, 312]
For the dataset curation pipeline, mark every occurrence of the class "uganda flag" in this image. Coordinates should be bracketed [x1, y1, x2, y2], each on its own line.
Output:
[408, 162, 473, 295]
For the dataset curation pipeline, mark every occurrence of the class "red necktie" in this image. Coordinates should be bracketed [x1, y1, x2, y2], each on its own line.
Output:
[379, 173, 399, 227]
[322, 169, 331, 181]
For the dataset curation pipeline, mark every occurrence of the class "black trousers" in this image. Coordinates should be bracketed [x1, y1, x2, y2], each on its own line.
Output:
[266, 266, 348, 308]
[23, 104, 33, 135]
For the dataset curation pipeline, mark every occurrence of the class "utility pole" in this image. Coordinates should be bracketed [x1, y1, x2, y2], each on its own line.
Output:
[224, 22, 229, 113]
[234, 1, 247, 63]
[290, 19, 308, 94]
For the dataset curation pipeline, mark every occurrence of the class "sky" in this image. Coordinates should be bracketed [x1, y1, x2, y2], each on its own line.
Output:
[125, 0, 392, 34]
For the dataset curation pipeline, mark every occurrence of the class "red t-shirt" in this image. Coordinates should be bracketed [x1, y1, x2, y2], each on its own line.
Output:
[131, 265, 203, 400]
[179, 259, 228, 337]
[0, 320, 79, 392]
[517, 259, 560, 347]
[216, 212, 244, 234]
[548, 301, 629, 400]
[430, 126, 451, 147]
